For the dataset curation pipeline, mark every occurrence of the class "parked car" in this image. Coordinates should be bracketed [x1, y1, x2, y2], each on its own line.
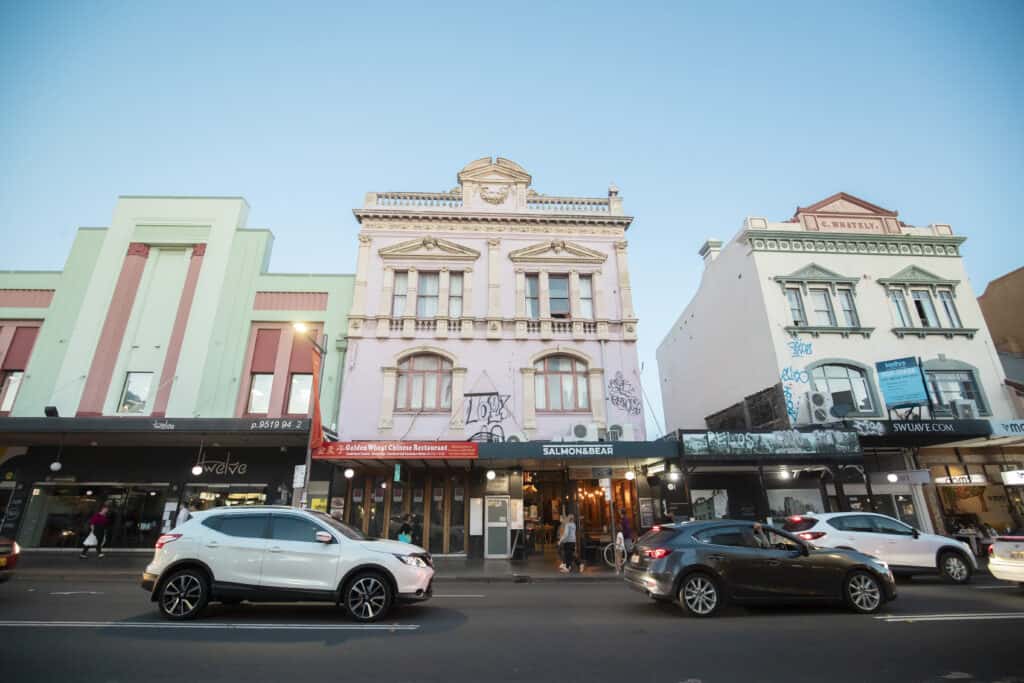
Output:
[623, 520, 896, 617]
[781, 512, 977, 584]
[141, 506, 434, 621]
[0, 537, 20, 583]
[987, 530, 1024, 586]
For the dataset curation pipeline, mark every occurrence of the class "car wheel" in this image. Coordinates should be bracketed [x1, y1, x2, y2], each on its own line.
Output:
[344, 572, 393, 623]
[939, 551, 972, 584]
[158, 569, 209, 620]
[678, 573, 721, 618]
[845, 571, 883, 614]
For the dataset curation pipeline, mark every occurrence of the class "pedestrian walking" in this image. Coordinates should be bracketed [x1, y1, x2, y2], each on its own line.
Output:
[81, 503, 112, 559]
[558, 513, 578, 574]
[174, 499, 196, 529]
[398, 513, 413, 543]
[619, 510, 634, 553]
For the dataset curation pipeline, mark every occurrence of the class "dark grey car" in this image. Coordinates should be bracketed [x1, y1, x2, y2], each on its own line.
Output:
[623, 520, 897, 617]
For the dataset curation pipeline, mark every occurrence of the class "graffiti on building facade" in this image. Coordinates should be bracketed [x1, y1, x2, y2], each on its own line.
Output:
[607, 371, 643, 416]
[465, 392, 512, 442]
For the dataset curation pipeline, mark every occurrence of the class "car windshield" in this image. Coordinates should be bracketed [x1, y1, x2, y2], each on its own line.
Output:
[310, 511, 365, 540]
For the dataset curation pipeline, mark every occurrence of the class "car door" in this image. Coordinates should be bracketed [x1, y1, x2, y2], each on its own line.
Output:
[827, 514, 881, 557]
[694, 525, 767, 598]
[199, 513, 269, 587]
[752, 528, 819, 597]
[259, 513, 342, 593]
[868, 515, 921, 567]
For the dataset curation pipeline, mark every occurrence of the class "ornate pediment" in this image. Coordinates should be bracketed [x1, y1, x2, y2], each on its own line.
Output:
[791, 192, 902, 235]
[878, 265, 959, 288]
[774, 263, 857, 284]
[795, 192, 897, 217]
[457, 157, 532, 185]
[508, 240, 607, 264]
[377, 236, 480, 262]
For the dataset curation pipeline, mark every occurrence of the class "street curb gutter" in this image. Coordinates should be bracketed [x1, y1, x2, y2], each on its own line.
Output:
[12, 572, 624, 584]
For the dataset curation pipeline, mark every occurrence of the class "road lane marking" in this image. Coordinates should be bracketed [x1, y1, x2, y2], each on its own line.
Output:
[50, 591, 104, 596]
[0, 620, 419, 631]
[974, 585, 1019, 590]
[876, 612, 1024, 623]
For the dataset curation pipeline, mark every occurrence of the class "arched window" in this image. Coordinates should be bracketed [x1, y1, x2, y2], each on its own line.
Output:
[534, 355, 589, 412]
[396, 354, 452, 412]
[810, 363, 874, 415]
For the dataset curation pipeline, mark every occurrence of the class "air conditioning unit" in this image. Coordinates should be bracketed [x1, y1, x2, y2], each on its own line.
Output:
[606, 424, 636, 442]
[808, 391, 834, 424]
[571, 423, 600, 442]
[950, 399, 979, 419]
[504, 431, 529, 443]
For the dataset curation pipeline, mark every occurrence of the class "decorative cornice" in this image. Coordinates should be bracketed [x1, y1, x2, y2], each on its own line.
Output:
[785, 325, 875, 339]
[378, 236, 481, 262]
[358, 234, 372, 244]
[508, 240, 607, 264]
[878, 265, 960, 288]
[353, 208, 633, 228]
[744, 230, 965, 257]
[892, 327, 978, 339]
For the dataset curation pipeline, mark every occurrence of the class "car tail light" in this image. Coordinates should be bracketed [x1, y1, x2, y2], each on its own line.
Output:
[650, 525, 661, 533]
[789, 515, 804, 522]
[988, 544, 994, 557]
[798, 531, 827, 541]
[645, 548, 671, 560]
[155, 533, 182, 550]
[12, 541, 20, 556]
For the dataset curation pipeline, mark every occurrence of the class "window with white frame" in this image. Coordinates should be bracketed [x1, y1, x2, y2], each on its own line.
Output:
[392, 271, 408, 317]
[449, 272, 464, 318]
[926, 370, 985, 414]
[786, 288, 807, 326]
[808, 288, 836, 326]
[416, 272, 439, 318]
[890, 290, 912, 327]
[836, 288, 860, 327]
[911, 290, 940, 328]
[0, 370, 24, 413]
[118, 372, 154, 414]
[247, 373, 273, 414]
[810, 364, 874, 415]
[525, 274, 540, 319]
[534, 356, 589, 412]
[938, 291, 962, 328]
[395, 354, 452, 412]
[578, 274, 594, 319]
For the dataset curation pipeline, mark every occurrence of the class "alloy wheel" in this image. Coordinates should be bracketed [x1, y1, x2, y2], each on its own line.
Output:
[682, 576, 718, 616]
[347, 576, 388, 621]
[943, 555, 969, 582]
[848, 574, 881, 612]
[162, 574, 203, 618]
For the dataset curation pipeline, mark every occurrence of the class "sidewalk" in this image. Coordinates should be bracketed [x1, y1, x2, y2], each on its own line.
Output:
[14, 549, 621, 583]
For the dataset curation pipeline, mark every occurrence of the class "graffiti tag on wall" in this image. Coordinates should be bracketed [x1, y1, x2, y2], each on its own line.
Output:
[465, 392, 512, 442]
[607, 371, 643, 416]
[787, 340, 813, 358]
[780, 366, 810, 423]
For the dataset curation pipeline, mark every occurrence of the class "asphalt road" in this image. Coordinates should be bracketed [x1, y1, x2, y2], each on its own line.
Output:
[1, 573, 1023, 683]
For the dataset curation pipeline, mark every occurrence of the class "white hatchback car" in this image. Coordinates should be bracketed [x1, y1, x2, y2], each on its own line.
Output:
[782, 512, 977, 583]
[141, 506, 434, 621]
[987, 531, 1024, 585]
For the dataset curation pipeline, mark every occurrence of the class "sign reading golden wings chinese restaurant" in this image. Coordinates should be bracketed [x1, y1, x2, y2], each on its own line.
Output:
[314, 441, 478, 460]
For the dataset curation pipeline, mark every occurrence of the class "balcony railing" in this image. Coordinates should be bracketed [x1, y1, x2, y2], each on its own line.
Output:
[374, 192, 463, 209]
[526, 196, 611, 213]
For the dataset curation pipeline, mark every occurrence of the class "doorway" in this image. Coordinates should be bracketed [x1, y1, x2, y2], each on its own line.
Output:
[485, 496, 510, 558]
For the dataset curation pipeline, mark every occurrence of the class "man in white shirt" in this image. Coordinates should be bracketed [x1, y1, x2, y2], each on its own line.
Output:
[175, 500, 195, 529]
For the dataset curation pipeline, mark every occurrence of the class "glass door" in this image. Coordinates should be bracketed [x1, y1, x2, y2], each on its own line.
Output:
[485, 496, 510, 558]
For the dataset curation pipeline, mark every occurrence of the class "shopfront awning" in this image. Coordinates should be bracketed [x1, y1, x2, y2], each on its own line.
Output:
[0, 416, 311, 447]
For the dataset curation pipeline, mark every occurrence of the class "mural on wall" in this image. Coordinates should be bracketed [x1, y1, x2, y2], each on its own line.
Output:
[464, 392, 513, 442]
[607, 371, 642, 416]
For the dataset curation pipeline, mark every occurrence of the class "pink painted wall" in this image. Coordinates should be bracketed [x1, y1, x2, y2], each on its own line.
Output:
[0, 290, 54, 308]
[254, 291, 328, 311]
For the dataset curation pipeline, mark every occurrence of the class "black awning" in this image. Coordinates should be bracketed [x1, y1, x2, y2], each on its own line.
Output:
[0, 416, 310, 447]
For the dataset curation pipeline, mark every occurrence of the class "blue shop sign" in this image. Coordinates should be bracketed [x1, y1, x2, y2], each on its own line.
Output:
[875, 357, 929, 408]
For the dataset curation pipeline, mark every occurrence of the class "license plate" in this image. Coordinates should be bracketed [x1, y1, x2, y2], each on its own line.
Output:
[0, 557, 6, 568]
[1011, 551, 1024, 560]
[630, 554, 640, 564]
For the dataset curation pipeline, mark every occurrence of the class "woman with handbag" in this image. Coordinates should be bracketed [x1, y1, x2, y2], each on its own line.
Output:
[80, 503, 112, 559]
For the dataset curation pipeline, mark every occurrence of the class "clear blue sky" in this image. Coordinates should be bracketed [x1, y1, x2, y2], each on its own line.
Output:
[2, 1, 1022, 435]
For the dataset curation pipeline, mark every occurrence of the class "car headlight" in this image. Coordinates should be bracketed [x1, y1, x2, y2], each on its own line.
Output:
[395, 554, 430, 568]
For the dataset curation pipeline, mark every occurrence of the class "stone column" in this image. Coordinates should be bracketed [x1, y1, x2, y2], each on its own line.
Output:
[588, 368, 607, 428]
[349, 235, 372, 338]
[539, 271, 552, 339]
[487, 239, 501, 339]
[378, 367, 397, 430]
[615, 241, 637, 340]
[460, 268, 474, 339]
[449, 367, 467, 433]
[437, 268, 450, 338]
[377, 267, 395, 338]
[403, 267, 418, 338]
[593, 269, 609, 340]
[570, 270, 584, 340]
[520, 367, 537, 435]
[514, 269, 527, 339]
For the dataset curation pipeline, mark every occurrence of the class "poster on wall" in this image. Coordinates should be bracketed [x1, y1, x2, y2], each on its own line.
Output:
[470, 498, 483, 535]
[638, 498, 655, 528]
[875, 357, 929, 408]
[510, 499, 524, 530]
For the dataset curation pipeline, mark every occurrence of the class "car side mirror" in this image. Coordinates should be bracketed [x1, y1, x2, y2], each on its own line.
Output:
[315, 530, 333, 544]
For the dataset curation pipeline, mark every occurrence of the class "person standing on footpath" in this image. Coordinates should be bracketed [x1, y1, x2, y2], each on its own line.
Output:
[175, 499, 196, 529]
[81, 503, 112, 559]
[558, 513, 578, 574]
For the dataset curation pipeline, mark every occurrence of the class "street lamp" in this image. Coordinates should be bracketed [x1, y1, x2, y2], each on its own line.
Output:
[293, 322, 328, 508]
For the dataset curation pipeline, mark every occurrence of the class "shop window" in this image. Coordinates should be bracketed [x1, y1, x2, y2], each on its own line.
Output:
[767, 488, 823, 518]
[429, 484, 445, 552]
[938, 291, 962, 328]
[349, 476, 366, 531]
[926, 370, 986, 414]
[911, 290, 940, 327]
[578, 275, 594, 319]
[270, 514, 322, 543]
[534, 355, 589, 412]
[525, 274, 540, 319]
[417, 272, 439, 318]
[395, 354, 453, 412]
[117, 372, 153, 414]
[286, 373, 313, 415]
[368, 478, 387, 538]
[392, 271, 408, 316]
[449, 477, 466, 554]
[449, 273, 464, 318]
[810, 364, 874, 416]
[786, 288, 807, 326]
[247, 373, 273, 414]
[549, 275, 570, 318]
[0, 370, 24, 413]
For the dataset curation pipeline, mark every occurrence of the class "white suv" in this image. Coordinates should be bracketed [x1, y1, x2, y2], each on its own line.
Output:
[141, 506, 434, 621]
[782, 512, 977, 584]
